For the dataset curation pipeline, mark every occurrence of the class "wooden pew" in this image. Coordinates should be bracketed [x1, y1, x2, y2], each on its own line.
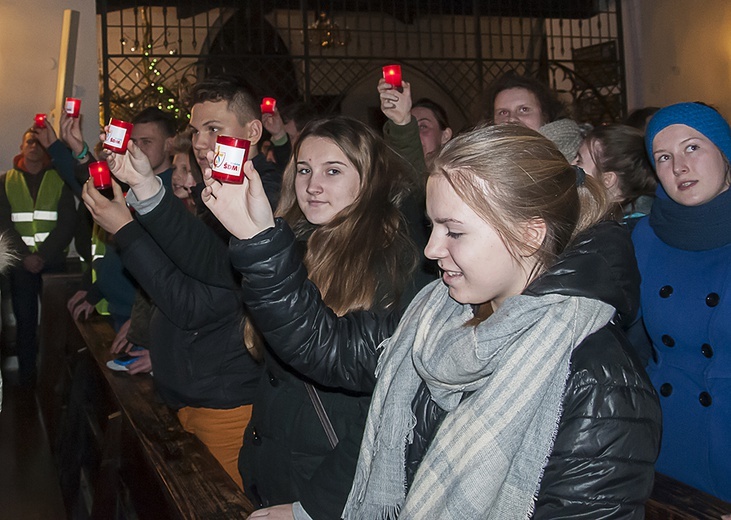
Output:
[647, 472, 731, 519]
[71, 315, 255, 519]
[37, 270, 84, 444]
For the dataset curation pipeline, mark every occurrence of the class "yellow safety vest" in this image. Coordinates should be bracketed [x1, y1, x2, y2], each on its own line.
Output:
[5, 168, 64, 252]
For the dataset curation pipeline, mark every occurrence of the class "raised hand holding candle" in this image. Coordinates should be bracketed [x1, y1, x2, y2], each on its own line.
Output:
[382, 65, 402, 89]
[88, 160, 114, 199]
[103, 118, 134, 154]
[34, 114, 47, 129]
[211, 135, 250, 184]
[65, 97, 81, 118]
[261, 97, 276, 114]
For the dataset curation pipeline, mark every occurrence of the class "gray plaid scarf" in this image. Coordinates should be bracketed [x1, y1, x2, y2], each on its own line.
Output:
[343, 280, 614, 520]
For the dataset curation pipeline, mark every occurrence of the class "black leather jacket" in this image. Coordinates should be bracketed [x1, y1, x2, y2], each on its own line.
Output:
[231, 219, 430, 519]
[233, 219, 661, 519]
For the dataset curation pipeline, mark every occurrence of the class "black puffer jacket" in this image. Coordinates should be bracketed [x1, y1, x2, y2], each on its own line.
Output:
[233, 220, 661, 518]
[231, 219, 430, 519]
[115, 188, 261, 409]
[404, 222, 662, 520]
[524, 221, 662, 518]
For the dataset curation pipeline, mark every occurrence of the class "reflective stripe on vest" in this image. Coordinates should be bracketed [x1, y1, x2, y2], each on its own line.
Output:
[11, 212, 33, 222]
[5, 168, 64, 252]
[34, 210, 58, 220]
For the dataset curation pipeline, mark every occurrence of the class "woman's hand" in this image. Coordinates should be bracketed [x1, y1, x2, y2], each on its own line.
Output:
[81, 178, 134, 234]
[103, 135, 159, 200]
[201, 158, 275, 240]
[248, 504, 294, 519]
[378, 78, 413, 126]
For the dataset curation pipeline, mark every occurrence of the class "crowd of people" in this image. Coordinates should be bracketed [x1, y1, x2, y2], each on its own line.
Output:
[1, 68, 729, 518]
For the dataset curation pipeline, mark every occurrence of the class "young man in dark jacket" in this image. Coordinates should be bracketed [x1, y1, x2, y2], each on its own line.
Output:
[82, 76, 279, 489]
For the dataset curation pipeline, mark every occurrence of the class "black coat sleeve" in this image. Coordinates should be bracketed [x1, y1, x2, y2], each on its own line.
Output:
[231, 219, 403, 394]
[134, 187, 237, 289]
[115, 219, 241, 329]
[533, 325, 662, 519]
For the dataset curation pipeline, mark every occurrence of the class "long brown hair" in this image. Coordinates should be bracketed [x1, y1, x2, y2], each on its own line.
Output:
[277, 116, 419, 314]
[244, 117, 420, 359]
[582, 124, 656, 209]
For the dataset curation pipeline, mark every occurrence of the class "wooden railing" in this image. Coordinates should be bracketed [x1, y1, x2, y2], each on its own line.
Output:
[38, 272, 254, 519]
[647, 472, 731, 519]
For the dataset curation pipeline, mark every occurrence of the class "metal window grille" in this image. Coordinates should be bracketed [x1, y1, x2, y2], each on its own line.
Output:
[97, 0, 625, 130]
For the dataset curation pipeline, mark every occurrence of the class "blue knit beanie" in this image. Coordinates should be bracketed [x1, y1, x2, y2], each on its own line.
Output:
[645, 102, 731, 168]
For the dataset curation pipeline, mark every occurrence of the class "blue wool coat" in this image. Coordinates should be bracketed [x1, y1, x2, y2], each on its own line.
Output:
[633, 217, 731, 501]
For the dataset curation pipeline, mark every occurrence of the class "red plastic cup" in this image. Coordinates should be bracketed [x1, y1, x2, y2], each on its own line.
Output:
[65, 97, 81, 118]
[382, 65, 402, 89]
[103, 118, 134, 153]
[211, 135, 250, 184]
[34, 113, 47, 129]
[88, 161, 114, 199]
[261, 97, 276, 114]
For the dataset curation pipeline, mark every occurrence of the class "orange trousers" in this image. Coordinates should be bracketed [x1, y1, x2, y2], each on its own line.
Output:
[177, 404, 252, 490]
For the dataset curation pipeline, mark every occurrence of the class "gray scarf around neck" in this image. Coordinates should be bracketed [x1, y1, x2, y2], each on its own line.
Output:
[343, 280, 614, 520]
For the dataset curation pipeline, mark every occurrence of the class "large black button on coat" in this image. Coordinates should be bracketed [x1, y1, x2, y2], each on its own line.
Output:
[701, 343, 714, 358]
[659, 285, 673, 298]
[705, 292, 720, 307]
[699, 392, 712, 407]
[662, 334, 675, 347]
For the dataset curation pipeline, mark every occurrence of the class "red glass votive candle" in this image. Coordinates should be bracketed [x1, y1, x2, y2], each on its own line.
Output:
[34, 113, 47, 129]
[382, 65, 402, 89]
[65, 97, 81, 118]
[103, 118, 134, 154]
[211, 135, 250, 184]
[261, 97, 276, 114]
[88, 161, 114, 199]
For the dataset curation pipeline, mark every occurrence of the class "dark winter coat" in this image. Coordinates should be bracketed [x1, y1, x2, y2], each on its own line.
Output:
[115, 187, 261, 409]
[235, 219, 661, 519]
[230, 219, 429, 519]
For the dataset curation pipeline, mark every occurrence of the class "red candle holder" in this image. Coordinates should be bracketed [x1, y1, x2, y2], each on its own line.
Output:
[261, 97, 276, 114]
[103, 118, 134, 154]
[88, 161, 114, 199]
[65, 97, 81, 118]
[211, 135, 250, 184]
[382, 65, 402, 89]
[34, 113, 47, 129]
